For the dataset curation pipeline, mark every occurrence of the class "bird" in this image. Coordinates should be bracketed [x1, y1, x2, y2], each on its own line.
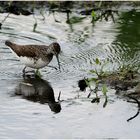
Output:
[15, 76, 61, 113]
[5, 40, 61, 75]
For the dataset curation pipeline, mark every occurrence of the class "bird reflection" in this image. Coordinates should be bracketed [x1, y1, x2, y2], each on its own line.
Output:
[15, 75, 61, 113]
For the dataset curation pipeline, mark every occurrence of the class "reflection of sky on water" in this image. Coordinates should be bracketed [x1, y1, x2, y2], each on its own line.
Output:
[0, 9, 140, 138]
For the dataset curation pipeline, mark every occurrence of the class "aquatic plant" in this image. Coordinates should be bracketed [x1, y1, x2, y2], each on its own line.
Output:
[78, 58, 109, 107]
[78, 57, 140, 116]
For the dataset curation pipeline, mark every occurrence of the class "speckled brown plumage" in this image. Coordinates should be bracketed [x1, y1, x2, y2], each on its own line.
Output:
[5, 40, 61, 71]
[5, 41, 55, 61]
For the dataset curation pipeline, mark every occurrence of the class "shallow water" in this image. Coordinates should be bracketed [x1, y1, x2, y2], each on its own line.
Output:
[0, 8, 140, 139]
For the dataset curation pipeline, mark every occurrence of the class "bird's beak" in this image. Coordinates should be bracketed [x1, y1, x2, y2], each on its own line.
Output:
[56, 54, 61, 70]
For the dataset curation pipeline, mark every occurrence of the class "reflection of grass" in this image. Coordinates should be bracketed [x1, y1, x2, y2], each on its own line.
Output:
[66, 16, 86, 24]
[35, 31, 56, 40]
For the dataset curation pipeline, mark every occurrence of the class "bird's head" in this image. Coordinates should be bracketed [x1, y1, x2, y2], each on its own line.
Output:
[49, 42, 61, 70]
[49, 42, 61, 55]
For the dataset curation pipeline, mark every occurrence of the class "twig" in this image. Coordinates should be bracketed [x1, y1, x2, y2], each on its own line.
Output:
[126, 95, 140, 122]
[0, 13, 10, 29]
[1, 13, 10, 24]
[127, 110, 139, 122]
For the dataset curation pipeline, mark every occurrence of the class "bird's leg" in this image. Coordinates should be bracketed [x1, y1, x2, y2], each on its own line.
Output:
[22, 67, 35, 74]
[22, 66, 27, 77]
[47, 65, 57, 70]
[22, 66, 27, 74]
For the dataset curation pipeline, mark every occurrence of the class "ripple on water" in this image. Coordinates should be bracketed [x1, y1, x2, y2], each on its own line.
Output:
[0, 10, 140, 138]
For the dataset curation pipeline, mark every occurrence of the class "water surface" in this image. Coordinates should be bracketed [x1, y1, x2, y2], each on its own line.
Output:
[0, 8, 140, 139]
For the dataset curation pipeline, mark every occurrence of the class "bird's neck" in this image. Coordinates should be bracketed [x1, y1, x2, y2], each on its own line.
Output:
[47, 45, 54, 54]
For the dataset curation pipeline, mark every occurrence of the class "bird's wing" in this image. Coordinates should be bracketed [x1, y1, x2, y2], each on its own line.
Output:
[13, 45, 48, 59]
[17, 45, 39, 58]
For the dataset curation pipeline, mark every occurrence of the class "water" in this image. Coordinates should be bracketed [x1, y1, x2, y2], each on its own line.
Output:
[0, 8, 140, 139]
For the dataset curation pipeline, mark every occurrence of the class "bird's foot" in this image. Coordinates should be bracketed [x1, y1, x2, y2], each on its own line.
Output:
[47, 65, 57, 70]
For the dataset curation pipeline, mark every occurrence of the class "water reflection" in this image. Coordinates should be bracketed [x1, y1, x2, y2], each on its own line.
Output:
[111, 10, 140, 66]
[15, 75, 61, 113]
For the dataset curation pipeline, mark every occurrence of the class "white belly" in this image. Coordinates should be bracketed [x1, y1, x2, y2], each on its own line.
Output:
[19, 56, 49, 69]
